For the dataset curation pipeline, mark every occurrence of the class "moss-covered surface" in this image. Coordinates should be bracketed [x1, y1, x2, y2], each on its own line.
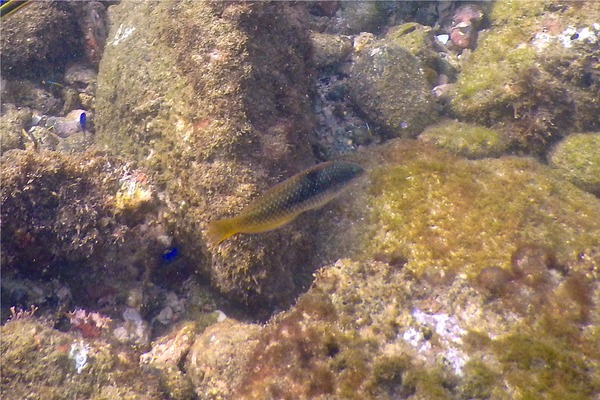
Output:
[140, 321, 202, 400]
[0, 318, 162, 399]
[0, 2, 81, 78]
[232, 256, 600, 399]
[491, 333, 599, 399]
[387, 22, 459, 84]
[186, 319, 262, 399]
[418, 119, 508, 159]
[365, 143, 600, 278]
[1, 149, 131, 269]
[349, 39, 438, 139]
[451, 0, 600, 154]
[96, 1, 319, 313]
[319, 140, 600, 281]
[225, 138, 600, 398]
[0, 105, 30, 152]
[549, 132, 600, 196]
[0, 149, 174, 320]
[310, 32, 352, 70]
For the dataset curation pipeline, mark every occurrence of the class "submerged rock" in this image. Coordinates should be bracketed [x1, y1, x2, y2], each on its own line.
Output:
[185, 320, 262, 399]
[0, 2, 80, 78]
[96, 1, 318, 313]
[320, 139, 600, 281]
[0, 104, 30, 152]
[231, 257, 600, 399]
[0, 149, 180, 323]
[549, 132, 600, 196]
[450, 1, 600, 154]
[329, 2, 389, 35]
[310, 32, 352, 70]
[418, 119, 508, 159]
[386, 22, 460, 84]
[222, 139, 600, 398]
[349, 41, 438, 139]
[1, 318, 162, 399]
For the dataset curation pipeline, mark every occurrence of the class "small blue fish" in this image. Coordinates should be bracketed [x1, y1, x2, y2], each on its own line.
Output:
[79, 112, 86, 133]
[161, 247, 178, 263]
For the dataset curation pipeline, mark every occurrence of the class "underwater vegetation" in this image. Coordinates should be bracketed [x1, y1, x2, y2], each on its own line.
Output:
[96, 0, 320, 311]
[549, 132, 600, 196]
[1, 317, 163, 399]
[418, 119, 508, 159]
[2, 1, 600, 398]
[318, 140, 600, 282]
[451, 0, 600, 154]
[230, 255, 600, 399]
[349, 37, 438, 139]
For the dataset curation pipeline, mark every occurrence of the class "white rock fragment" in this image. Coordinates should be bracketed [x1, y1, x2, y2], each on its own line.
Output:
[69, 340, 89, 374]
[112, 24, 136, 46]
[436, 34, 450, 45]
[215, 310, 227, 322]
[402, 308, 470, 376]
[113, 307, 150, 346]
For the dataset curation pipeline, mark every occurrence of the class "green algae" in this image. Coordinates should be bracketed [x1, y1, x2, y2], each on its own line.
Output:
[349, 141, 600, 279]
[460, 360, 497, 399]
[234, 285, 381, 399]
[349, 40, 438, 139]
[418, 119, 508, 159]
[451, 0, 600, 153]
[492, 334, 600, 399]
[549, 132, 600, 195]
[96, 1, 319, 311]
[231, 253, 599, 399]
[0, 319, 161, 399]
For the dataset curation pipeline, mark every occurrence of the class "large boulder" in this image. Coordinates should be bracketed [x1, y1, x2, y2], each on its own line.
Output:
[0, 149, 171, 318]
[321, 139, 600, 281]
[233, 255, 599, 399]
[96, 1, 318, 313]
[1, 318, 162, 399]
[348, 41, 438, 139]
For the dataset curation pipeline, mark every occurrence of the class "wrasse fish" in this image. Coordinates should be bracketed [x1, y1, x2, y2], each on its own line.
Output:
[207, 161, 365, 244]
[0, 0, 29, 20]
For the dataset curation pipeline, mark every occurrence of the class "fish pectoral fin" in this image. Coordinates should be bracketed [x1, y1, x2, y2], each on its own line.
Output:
[206, 218, 238, 245]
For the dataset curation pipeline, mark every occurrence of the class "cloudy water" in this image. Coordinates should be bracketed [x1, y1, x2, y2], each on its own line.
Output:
[1, 1, 599, 398]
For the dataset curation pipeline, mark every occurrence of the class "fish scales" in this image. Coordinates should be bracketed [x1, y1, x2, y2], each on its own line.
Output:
[207, 161, 364, 244]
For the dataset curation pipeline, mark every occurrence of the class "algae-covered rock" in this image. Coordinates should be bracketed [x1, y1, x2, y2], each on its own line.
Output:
[0, 104, 30, 152]
[0, 2, 80, 78]
[233, 258, 600, 399]
[186, 319, 262, 399]
[310, 31, 352, 70]
[0, 149, 171, 321]
[549, 132, 600, 196]
[140, 321, 200, 400]
[320, 140, 600, 281]
[387, 22, 459, 84]
[349, 41, 438, 139]
[96, 1, 318, 312]
[450, 0, 600, 154]
[418, 119, 508, 159]
[331, 2, 388, 35]
[0, 318, 162, 399]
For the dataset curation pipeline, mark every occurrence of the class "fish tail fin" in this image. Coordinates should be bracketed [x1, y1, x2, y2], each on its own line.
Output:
[206, 218, 238, 245]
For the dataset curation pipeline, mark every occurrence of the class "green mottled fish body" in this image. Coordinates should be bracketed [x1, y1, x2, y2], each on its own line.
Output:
[207, 161, 364, 244]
